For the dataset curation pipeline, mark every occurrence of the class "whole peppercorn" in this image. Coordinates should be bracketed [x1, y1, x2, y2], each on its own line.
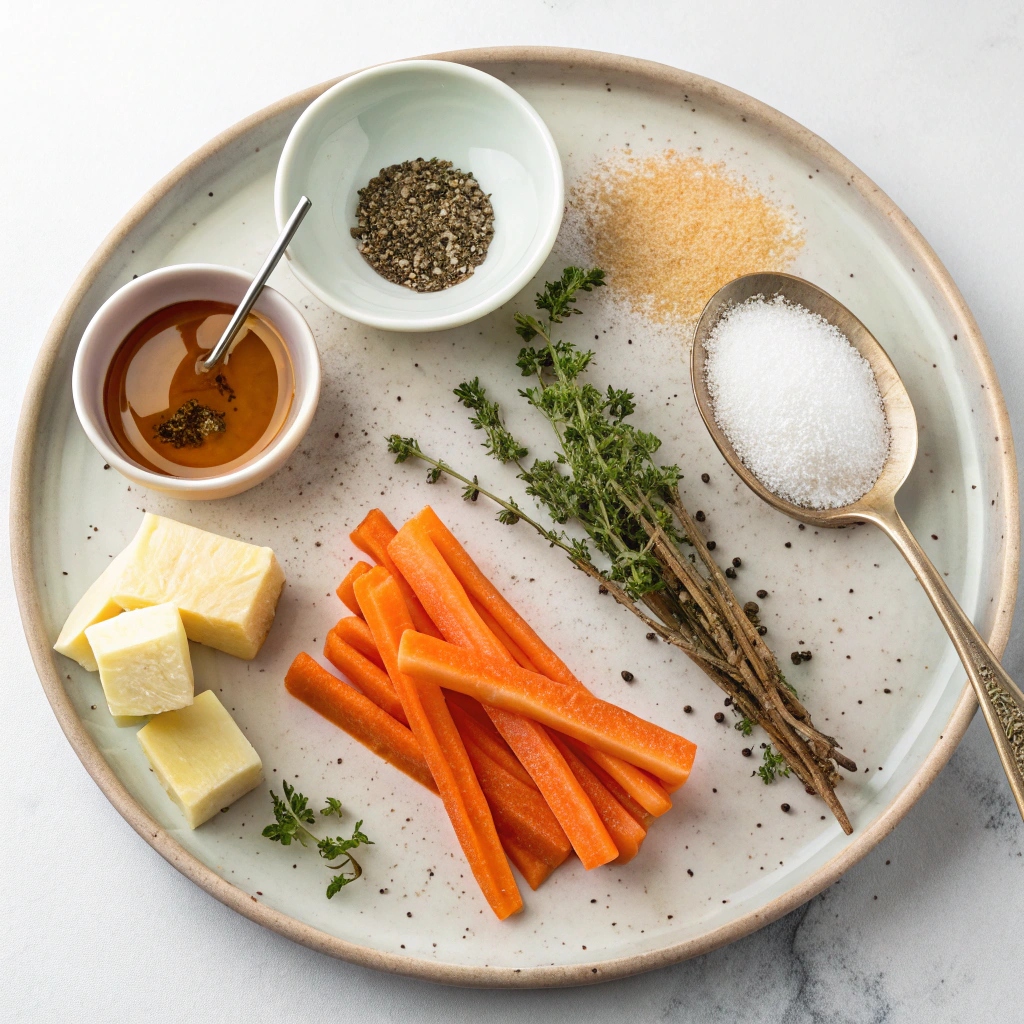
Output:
[714, 712, 725, 723]
[756, 589, 768, 599]
[683, 705, 693, 714]
[725, 567, 737, 579]
[732, 557, 742, 568]
[742, 748, 752, 757]
[781, 803, 791, 813]
[800, 650, 812, 662]
[744, 601, 759, 616]
[646, 632, 656, 640]
[707, 541, 717, 550]
[620, 670, 634, 683]
[695, 510, 706, 522]
[701, 472, 710, 483]
[790, 651, 802, 665]
[757, 625, 768, 636]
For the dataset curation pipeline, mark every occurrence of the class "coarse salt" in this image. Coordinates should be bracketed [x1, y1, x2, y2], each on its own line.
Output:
[703, 295, 889, 510]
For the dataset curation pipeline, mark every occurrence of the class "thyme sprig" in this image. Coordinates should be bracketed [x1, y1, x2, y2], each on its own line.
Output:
[387, 267, 857, 833]
[262, 781, 373, 898]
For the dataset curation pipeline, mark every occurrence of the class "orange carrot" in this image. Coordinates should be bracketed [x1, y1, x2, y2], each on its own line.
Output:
[448, 700, 537, 791]
[285, 653, 436, 792]
[331, 615, 386, 670]
[411, 505, 575, 682]
[323, 630, 408, 725]
[499, 833, 559, 890]
[567, 739, 655, 830]
[461, 732, 572, 867]
[389, 520, 618, 869]
[350, 510, 443, 639]
[289, 652, 563, 886]
[469, 595, 539, 672]
[410, 506, 677, 802]
[397, 631, 698, 788]
[550, 733, 646, 864]
[354, 568, 522, 919]
[337, 561, 373, 617]
[579, 745, 673, 817]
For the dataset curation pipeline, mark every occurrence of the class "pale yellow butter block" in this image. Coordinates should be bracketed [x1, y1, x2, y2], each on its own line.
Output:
[113, 513, 286, 660]
[53, 544, 135, 672]
[137, 690, 263, 829]
[85, 602, 194, 717]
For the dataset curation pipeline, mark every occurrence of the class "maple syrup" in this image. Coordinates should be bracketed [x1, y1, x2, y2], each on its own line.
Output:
[103, 300, 294, 477]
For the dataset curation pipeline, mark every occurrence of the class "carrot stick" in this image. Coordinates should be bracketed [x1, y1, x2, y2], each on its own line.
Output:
[499, 833, 559, 890]
[469, 595, 539, 673]
[389, 521, 618, 869]
[411, 505, 576, 682]
[331, 615, 385, 670]
[550, 733, 646, 864]
[566, 739, 655, 830]
[290, 652, 564, 888]
[579, 745, 673, 817]
[350, 510, 443, 639]
[410, 506, 678, 801]
[285, 653, 435, 792]
[354, 568, 522, 919]
[397, 631, 698, 789]
[323, 630, 408, 725]
[461, 732, 572, 867]
[449, 700, 537, 791]
[337, 561, 373, 617]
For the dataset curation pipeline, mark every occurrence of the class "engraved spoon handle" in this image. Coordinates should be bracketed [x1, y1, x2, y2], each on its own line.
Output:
[865, 500, 1024, 819]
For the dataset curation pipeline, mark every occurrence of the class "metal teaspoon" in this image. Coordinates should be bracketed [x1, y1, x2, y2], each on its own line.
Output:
[199, 195, 312, 372]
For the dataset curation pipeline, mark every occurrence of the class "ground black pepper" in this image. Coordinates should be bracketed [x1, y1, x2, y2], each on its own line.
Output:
[154, 399, 225, 448]
[351, 158, 494, 291]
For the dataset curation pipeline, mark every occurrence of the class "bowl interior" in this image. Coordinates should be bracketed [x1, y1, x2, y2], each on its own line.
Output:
[74, 265, 319, 490]
[276, 61, 563, 328]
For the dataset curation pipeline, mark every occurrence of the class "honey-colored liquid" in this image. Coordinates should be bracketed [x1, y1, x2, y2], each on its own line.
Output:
[103, 300, 294, 478]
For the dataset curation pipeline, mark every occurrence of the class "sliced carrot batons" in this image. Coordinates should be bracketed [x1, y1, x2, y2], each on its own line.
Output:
[355, 567, 522, 920]
[323, 629, 407, 725]
[397, 631, 697, 789]
[331, 615, 385, 670]
[337, 561, 373, 617]
[285, 653, 435, 792]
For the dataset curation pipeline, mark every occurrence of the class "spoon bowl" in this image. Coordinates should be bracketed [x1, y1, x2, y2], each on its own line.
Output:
[691, 272, 1024, 822]
[691, 272, 917, 527]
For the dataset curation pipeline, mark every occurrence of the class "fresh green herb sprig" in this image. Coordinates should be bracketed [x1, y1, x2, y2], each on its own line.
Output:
[262, 781, 372, 899]
[757, 746, 792, 784]
[388, 267, 858, 833]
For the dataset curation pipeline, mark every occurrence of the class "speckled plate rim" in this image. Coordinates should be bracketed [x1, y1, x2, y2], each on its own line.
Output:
[11, 47, 1018, 989]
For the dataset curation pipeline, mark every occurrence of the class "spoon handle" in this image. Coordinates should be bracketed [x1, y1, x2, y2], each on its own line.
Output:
[869, 501, 1024, 818]
[201, 195, 312, 371]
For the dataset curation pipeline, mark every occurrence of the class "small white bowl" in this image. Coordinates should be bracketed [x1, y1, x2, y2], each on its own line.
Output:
[275, 60, 564, 332]
[72, 264, 321, 501]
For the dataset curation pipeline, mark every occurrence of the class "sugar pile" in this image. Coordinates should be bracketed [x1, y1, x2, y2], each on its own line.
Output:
[704, 296, 889, 509]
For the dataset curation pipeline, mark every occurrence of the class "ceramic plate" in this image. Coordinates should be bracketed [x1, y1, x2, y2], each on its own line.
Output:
[12, 48, 1017, 987]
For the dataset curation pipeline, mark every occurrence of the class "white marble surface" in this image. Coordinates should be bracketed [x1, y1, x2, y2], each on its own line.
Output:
[2, 1, 1023, 1020]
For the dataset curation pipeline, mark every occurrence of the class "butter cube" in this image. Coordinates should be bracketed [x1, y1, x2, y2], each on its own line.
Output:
[54, 544, 135, 672]
[113, 513, 285, 660]
[137, 690, 263, 828]
[85, 602, 194, 717]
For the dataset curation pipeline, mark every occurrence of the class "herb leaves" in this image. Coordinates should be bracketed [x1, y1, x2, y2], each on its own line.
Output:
[388, 266, 857, 833]
[262, 781, 372, 899]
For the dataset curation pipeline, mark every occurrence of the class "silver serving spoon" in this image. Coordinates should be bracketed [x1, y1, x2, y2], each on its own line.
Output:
[199, 195, 312, 372]
[691, 272, 1024, 820]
